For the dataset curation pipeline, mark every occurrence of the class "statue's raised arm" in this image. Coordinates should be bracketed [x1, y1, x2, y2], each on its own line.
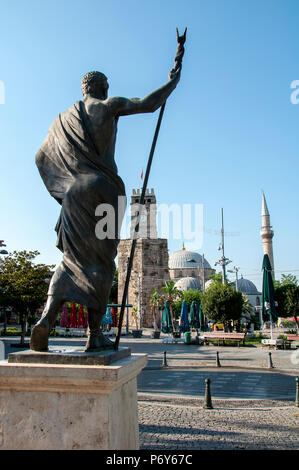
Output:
[107, 28, 187, 116]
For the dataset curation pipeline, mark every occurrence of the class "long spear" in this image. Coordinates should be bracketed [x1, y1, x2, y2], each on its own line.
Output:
[114, 28, 187, 350]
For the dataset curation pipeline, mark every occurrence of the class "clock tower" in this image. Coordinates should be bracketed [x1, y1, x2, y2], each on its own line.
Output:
[117, 188, 170, 328]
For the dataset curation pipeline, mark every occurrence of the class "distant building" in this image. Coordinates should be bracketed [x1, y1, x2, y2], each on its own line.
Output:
[117, 189, 169, 328]
[234, 276, 261, 309]
[117, 189, 214, 328]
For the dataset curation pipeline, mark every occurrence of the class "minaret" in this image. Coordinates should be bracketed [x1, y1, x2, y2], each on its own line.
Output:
[260, 191, 274, 277]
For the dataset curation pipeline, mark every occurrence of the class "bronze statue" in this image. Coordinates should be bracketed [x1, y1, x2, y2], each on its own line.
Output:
[30, 29, 186, 352]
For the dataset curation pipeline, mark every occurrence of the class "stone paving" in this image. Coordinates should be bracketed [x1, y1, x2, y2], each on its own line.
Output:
[138, 399, 299, 450]
[2, 334, 299, 450]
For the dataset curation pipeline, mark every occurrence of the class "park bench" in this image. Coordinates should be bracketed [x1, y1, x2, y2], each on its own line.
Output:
[284, 334, 299, 349]
[201, 332, 246, 347]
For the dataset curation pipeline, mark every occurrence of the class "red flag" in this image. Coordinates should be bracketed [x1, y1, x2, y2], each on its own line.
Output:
[141, 169, 143, 180]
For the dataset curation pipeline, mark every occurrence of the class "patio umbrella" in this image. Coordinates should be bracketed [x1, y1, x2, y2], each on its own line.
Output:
[77, 304, 85, 328]
[69, 302, 78, 328]
[180, 300, 190, 333]
[199, 300, 205, 331]
[162, 300, 173, 334]
[102, 307, 113, 327]
[262, 254, 277, 339]
[60, 303, 69, 328]
[189, 301, 200, 330]
[106, 307, 113, 326]
[111, 304, 118, 327]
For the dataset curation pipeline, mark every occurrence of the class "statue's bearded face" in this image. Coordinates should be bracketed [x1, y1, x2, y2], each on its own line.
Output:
[81, 71, 109, 100]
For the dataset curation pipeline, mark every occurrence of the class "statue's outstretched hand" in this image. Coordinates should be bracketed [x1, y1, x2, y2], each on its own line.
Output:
[168, 27, 186, 82]
[176, 27, 187, 47]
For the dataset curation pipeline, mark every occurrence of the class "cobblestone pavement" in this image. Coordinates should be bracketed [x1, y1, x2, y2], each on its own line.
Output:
[138, 398, 299, 450]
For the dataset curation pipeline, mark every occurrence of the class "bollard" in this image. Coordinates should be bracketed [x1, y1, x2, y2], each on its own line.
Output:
[216, 351, 221, 367]
[203, 378, 213, 409]
[268, 351, 274, 369]
[163, 351, 168, 367]
[296, 378, 299, 407]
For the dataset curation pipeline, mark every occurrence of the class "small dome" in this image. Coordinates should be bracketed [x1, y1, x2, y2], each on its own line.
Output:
[235, 277, 259, 295]
[204, 279, 215, 290]
[169, 247, 211, 269]
[174, 277, 202, 291]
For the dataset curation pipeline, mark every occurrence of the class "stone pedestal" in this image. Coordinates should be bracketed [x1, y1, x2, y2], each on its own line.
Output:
[0, 350, 147, 450]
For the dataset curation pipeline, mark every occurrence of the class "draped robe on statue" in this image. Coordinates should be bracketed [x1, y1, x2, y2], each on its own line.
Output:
[36, 101, 125, 314]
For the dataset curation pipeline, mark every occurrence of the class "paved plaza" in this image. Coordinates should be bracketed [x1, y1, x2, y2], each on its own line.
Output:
[1, 332, 299, 450]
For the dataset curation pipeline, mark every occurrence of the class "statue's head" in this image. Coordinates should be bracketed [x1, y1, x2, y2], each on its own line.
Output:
[81, 71, 108, 99]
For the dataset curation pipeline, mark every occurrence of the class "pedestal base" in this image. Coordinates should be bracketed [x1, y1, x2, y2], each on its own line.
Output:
[0, 351, 147, 450]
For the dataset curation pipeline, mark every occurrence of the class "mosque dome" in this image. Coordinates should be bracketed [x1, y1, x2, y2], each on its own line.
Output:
[235, 277, 260, 295]
[174, 277, 202, 291]
[204, 279, 215, 290]
[169, 246, 211, 270]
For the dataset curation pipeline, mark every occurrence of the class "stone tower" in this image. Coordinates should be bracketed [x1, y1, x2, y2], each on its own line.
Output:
[260, 191, 274, 277]
[130, 188, 157, 239]
[117, 188, 169, 328]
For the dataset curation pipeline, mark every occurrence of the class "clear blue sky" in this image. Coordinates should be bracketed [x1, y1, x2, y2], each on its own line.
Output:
[1, 0, 299, 290]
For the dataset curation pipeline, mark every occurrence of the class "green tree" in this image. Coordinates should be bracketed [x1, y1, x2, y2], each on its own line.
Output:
[208, 272, 223, 284]
[201, 281, 244, 331]
[274, 274, 299, 331]
[0, 251, 54, 345]
[172, 288, 202, 318]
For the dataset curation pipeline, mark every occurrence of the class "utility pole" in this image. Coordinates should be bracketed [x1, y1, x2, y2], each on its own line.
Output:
[214, 208, 231, 284]
[138, 274, 142, 329]
[202, 253, 205, 291]
[228, 266, 239, 291]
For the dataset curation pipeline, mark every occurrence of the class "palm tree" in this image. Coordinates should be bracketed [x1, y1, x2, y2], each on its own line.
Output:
[149, 288, 164, 330]
[161, 280, 183, 332]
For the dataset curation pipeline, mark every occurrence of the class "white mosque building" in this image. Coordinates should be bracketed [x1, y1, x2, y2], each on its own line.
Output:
[169, 244, 215, 291]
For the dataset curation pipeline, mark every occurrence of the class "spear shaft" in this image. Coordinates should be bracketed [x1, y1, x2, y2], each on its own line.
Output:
[114, 29, 186, 350]
[114, 102, 166, 350]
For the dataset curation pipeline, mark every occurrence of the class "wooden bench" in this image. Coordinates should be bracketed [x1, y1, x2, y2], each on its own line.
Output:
[284, 334, 299, 349]
[202, 332, 246, 347]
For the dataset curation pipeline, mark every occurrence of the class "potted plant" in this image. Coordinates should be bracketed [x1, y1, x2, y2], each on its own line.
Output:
[131, 305, 142, 338]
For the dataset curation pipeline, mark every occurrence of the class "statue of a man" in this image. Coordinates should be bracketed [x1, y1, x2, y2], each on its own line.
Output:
[30, 32, 186, 352]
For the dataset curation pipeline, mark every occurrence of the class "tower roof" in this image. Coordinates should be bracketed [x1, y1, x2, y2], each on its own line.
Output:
[261, 191, 270, 217]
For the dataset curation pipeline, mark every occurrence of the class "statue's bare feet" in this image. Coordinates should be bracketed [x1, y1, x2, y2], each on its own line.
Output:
[30, 319, 50, 351]
[84, 332, 114, 352]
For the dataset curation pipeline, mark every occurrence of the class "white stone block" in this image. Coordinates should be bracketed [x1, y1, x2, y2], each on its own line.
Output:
[0, 353, 147, 450]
